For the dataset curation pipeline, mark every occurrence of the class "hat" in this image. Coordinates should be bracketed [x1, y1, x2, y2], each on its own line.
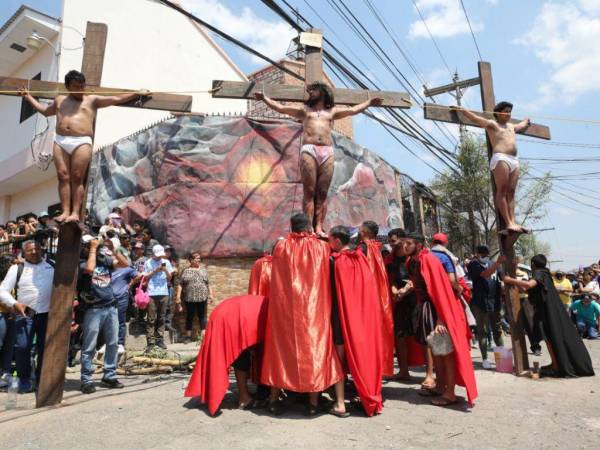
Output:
[134, 242, 144, 249]
[81, 234, 94, 244]
[107, 212, 121, 219]
[38, 211, 49, 218]
[152, 244, 166, 257]
[555, 270, 565, 276]
[164, 245, 172, 250]
[432, 232, 448, 245]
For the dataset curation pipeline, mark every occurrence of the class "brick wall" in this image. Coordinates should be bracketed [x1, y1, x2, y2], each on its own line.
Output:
[247, 59, 354, 139]
[171, 256, 256, 335]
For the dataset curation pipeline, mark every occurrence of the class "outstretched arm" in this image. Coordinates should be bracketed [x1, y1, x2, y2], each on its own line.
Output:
[94, 89, 151, 109]
[332, 97, 383, 120]
[452, 106, 496, 129]
[253, 92, 305, 119]
[503, 274, 537, 290]
[19, 87, 57, 117]
[514, 117, 532, 133]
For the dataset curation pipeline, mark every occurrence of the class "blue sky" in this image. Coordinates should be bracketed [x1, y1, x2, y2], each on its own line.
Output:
[2, 0, 599, 270]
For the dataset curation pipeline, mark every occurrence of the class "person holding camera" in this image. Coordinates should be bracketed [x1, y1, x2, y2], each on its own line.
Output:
[143, 245, 174, 350]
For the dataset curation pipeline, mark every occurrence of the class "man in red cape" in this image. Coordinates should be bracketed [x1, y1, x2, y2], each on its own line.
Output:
[248, 253, 273, 297]
[329, 225, 384, 417]
[261, 213, 343, 415]
[184, 294, 268, 415]
[358, 221, 395, 377]
[404, 233, 477, 407]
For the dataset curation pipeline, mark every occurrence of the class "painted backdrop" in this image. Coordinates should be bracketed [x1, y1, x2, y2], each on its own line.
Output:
[89, 116, 403, 257]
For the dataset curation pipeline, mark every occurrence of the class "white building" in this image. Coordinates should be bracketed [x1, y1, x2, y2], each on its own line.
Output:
[0, 0, 247, 224]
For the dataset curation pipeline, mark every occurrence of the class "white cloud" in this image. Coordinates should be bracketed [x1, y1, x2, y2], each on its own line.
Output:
[409, 0, 483, 39]
[515, 1, 600, 109]
[181, 0, 296, 65]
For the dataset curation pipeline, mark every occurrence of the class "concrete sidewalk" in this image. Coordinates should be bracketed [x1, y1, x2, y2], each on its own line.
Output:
[1, 340, 599, 449]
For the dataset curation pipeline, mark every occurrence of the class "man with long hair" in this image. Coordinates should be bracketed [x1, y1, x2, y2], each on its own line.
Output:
[255, 82, 381, 237]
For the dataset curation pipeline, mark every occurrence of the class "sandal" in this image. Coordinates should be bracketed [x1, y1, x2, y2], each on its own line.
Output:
[304, 403, 321, 417]
[238, 398, 257, 410]
[328, 407, 350, 418]
[431, 396, 458, 407]
[267, 400, 285, 416]
[418, 388, 441, 397]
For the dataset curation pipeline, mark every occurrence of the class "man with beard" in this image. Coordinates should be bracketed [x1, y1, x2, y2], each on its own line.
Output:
[404, 233, 477, 407]
[503, 254, 594, 378]
[254, 84, 381, 237]
[261, 213, 343, 415]
[328, 225, 383, 417]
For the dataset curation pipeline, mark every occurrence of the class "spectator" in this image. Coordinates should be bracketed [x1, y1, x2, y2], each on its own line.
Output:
[24, 215, 38, 235]
[132, 242, 146, 273]
[0, 225, 8, 243]
[577, 269, 600, 296]
[0, 253, 17, 388]
[0, 240, 54, 393]
[116, 234, 132, 265]
[553, 271, 573, 311]
[142, 229, 160, 258]
[131, 220, 146, 241]
[77, 236, 124, 394]
[164, 245, 179, 334]
[430, 233, 462, 296]
[111, 252, 140, 354]
[143, 245, 174, 350]
[36, 212, 50, 230]
[6, 220, 26, 241]
[570, 294, 600, 339]
[175, 252, 213, 344]
[467, 245, 505, 369]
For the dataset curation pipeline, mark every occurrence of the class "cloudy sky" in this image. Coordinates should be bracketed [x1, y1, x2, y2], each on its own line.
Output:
[2, 0, 599, 270]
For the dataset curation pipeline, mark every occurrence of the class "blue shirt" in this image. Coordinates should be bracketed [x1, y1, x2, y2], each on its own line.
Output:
[78, 255, 115, 308]
[467, 259, 501, 312]
[571, 300, 600, 326]
[144, 258, 174, 296]
[431, 250, 455, 274]
[111, 266, 137, 299]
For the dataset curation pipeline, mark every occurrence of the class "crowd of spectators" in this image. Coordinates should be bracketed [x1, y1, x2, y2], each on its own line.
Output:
[0, 207, 213, 395]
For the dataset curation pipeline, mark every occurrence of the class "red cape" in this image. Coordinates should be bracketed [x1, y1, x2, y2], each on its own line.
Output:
[333, 249, 384, 416]
[248, 255, 272, 297]
[184, 295, 268, 415]
[261, 232, 343, 392]
[415, 249, 478, 405]
[363, 240, 395, 376]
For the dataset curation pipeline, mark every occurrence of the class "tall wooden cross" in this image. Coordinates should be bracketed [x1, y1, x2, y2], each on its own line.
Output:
[211, 29, 411, 108]
[423, 61, 551, 375]
[0, 22, 192, 407]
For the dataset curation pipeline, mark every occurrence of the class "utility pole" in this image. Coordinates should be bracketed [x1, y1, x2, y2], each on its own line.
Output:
[424, 72, 479, 252]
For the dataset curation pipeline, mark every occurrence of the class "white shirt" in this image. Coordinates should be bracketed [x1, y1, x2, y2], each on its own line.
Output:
[0, 260, 54, 314]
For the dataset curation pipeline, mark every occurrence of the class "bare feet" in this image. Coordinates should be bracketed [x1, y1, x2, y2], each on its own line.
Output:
[54, 212, 70, 223]
[314, 227, 328, 239]
[65, 213, 80, 223]
[421, 378, 436, 390]
[238, 393, 254, 409]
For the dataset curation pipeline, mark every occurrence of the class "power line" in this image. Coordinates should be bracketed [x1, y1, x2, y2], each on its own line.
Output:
[411, 0, 453, 77]
[459, 0, 483, 60]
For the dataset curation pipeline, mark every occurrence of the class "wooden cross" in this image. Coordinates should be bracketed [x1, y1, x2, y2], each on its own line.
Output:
[0, 22, 192, 407]
[423, 62, 551, 375]
[210, 29, 412, 108]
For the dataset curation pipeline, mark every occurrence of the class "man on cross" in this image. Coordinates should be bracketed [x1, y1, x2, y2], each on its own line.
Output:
[254, 83, 382, 237]
[20, 70, 149, 224]
[453, 101, 531, 234]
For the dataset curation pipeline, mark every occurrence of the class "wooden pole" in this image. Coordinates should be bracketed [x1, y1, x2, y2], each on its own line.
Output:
[304, 28, 323, 85]
[478, 61, 529, 375]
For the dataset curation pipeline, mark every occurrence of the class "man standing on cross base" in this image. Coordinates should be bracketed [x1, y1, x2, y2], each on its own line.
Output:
[254, 84, 382, 237]
[20, 70, 149, 224]
[453, 102, 531, 234]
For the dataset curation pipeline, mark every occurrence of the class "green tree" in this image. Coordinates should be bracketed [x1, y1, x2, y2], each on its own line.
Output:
[431, 135, 552, 257]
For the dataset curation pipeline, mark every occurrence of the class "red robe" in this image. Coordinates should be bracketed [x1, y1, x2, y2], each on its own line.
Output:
[261, 232, 343, 392]
[332, 249, 384, 416]
[363, 239, 395, 376]
[184, 295, 268, 416]
[415, 249, 478, 405]
[248, 254, 272, 297]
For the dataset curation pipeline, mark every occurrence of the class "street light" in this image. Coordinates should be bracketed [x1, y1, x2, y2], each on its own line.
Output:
[26, 30, 58, 53]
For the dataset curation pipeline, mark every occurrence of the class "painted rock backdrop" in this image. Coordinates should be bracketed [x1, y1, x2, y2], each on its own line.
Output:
[89, 115, 403, 257]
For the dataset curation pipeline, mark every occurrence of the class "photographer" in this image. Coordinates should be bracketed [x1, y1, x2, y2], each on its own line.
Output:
[143, 245, 174, 350]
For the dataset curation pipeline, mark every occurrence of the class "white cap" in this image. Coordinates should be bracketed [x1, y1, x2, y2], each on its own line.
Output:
[81, 234, 94, 244]
[39, 211, 49, 218]
[152, 244, 166, 257]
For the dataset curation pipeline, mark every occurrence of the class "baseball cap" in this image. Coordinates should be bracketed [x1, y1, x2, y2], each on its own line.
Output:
[38, 211, 49, 218]
[107, 212, 121, 219]
[432, 232, 448, 245]
[81, 234, 94, 244]
[152, 244, 166, 257]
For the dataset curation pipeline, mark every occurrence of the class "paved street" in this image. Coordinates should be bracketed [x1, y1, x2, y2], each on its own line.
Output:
[1, 340, 599, 449]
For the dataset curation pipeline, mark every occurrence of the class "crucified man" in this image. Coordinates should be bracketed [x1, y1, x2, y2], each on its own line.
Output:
[20, 69, 149, 224]
[453, 102, 531, 234]
[254, 82, 382, 237]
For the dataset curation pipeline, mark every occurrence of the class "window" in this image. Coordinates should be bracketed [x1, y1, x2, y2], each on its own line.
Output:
[19, 72, 42, 123]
